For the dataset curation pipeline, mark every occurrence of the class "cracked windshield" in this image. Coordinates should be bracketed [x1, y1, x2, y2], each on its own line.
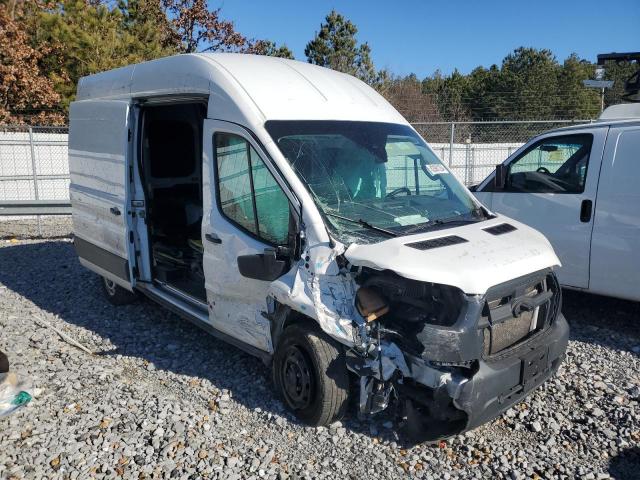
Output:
[266, 121, 486, 243]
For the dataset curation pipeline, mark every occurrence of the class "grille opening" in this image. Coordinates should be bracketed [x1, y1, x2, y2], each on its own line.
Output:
[482, 274, 556, 357]
[487, 295, 511, 310]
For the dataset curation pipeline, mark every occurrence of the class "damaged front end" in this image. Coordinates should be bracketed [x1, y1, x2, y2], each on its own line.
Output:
[344, 266, 568, 442]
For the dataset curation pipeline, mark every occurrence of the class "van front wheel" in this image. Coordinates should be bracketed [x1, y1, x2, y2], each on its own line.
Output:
[273, 324, 349, 426]
[101, 276, 137, 305]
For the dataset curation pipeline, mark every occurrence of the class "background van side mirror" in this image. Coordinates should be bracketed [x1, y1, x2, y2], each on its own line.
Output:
[494, 164, 508, 191]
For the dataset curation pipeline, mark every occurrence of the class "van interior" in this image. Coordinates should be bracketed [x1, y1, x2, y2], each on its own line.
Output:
[139, 102, 207, 302]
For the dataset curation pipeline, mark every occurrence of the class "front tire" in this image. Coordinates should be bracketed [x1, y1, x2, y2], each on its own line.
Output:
[273, 323, 349, 426]
[101, 276, 137, 305]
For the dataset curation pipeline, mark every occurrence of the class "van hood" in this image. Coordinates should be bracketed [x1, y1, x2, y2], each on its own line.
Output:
[344, 216, 560, 295]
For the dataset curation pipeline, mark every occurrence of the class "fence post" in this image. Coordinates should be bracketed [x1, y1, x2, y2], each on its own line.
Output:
[28, 126, 42, 237]
[448, 122, 455, 167]
[464, 142, 470, 185]
[470, 146, 475, 185]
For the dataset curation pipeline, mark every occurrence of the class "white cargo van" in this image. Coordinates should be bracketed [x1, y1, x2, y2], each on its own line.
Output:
[69, 53, 567, 441]
[473, 104, 640, 302]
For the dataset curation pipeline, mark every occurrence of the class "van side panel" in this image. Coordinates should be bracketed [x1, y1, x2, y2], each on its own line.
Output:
[589, 127, 640, 301]
[69, 100, 133, 289]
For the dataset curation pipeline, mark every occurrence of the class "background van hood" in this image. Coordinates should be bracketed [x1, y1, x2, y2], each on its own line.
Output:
[344, 216, 560, 295]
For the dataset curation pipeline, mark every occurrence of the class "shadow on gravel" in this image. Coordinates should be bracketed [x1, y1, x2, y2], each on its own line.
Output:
[0, 240, 306, 425]
[0, 240, 400, 441]
[2, 240, 638, 446]
[608, 446, 640, 480]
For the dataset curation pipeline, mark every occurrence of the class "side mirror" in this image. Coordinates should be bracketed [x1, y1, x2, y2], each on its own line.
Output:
[237, 248, 288, 281]
[494, 164, 508, 191]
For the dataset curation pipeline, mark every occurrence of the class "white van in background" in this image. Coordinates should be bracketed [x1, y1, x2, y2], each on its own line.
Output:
[473, 104, 640, 302]
[69, 53, 568, 442]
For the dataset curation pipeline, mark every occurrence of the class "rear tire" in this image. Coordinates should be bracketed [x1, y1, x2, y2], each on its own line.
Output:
[101, 276, 138, 305]
[273, 323, 349, 426]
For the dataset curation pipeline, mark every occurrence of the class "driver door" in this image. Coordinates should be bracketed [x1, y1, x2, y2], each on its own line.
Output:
[202, 120, 298, 352]
[475, 129, 607, 289]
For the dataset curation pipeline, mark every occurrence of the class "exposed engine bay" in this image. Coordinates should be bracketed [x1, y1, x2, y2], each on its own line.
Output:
[270, 247, 568, 442]
[345, 265, 565, 441]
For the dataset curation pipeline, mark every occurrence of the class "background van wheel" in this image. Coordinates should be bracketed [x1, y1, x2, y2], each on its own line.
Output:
[101, 276, 137, 305]
[273, 323, 349, 426]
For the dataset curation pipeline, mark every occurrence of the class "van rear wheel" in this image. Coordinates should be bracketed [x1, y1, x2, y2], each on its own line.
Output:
[273, 324, 349, 426]
[101, 276, 138, 305]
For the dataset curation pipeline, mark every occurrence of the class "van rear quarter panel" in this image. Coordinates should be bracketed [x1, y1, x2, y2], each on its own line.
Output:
[590, 126, 640, 301]
[69, 100, 132, 285]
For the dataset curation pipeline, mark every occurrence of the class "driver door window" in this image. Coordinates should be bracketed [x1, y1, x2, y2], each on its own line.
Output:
[507, 134, 593, 193]
[215, 133, 290, 246]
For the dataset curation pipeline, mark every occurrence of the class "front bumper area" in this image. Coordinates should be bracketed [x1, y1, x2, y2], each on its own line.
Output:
[400, 313, 568, 441]
[455, 312, 569, 432]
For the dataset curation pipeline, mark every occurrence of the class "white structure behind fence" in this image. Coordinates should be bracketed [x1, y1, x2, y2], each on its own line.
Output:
[0, 126, 69, 201]
[0, 120, 592, 202]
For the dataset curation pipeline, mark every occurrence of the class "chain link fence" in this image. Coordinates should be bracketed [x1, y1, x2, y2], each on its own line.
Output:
[412, 119, 593, 185]
[0, 120, 594, 238]
[0, 125, 70, 238]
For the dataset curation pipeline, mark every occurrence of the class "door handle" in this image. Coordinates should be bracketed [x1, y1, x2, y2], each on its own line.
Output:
[109, 206, 121, 216]
[580, 199, 592, 223]
[205, 233, 222, 244]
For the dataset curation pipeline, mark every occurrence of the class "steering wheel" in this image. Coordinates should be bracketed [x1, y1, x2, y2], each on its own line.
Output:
[386, 187, 411, 198]
[536, 167, 551, 174]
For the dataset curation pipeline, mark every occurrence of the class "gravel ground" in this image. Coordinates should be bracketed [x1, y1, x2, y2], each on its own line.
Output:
[0, 217, 72, 240]
[0, 231, 639, 479]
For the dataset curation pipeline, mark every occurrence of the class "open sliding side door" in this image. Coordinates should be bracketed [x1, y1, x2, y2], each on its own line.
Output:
[69, 100, 136, 290]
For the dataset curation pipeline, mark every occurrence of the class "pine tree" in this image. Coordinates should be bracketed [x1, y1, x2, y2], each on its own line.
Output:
[304, 10, 377, 85]
[249, 40, 294, 59]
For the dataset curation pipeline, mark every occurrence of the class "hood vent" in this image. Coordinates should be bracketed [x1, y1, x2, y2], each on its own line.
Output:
[406, 235, 468, 251]
[483, 223, 517, 235]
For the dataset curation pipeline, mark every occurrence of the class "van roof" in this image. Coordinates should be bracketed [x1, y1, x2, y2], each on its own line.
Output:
[549, 104, 640, 134]
[76, 53, 406, 126]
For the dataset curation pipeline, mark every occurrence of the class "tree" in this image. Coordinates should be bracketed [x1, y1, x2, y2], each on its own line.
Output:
[420, 48, 606, 122]
[498, 47, 560, 119]
[422, 69, 472, 121]
[304, 10, 377, 85]
[556, 54, 600, 118]
[33, 0, 178, 109]
[157, 0, 293, 58]
[0, 2, 63, 124]
[602, 60, 639, 107]
[118, 0, 177, 56]
[161, 0, 246, 54]
[249, 40, 294, 59]
[381, 74, 440, 123]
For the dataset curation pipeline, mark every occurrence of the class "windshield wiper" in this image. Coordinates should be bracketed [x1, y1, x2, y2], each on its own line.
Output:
[325, 212, 398, 237]
[402, 210, 486, 235]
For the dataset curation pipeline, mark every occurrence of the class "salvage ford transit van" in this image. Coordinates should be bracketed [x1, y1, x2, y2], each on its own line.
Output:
[473, 104, 640, 302]
[69, 54, 568, 442]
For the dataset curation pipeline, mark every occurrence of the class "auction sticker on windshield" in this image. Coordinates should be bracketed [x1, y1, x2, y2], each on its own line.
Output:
[424, 164, 448, 176]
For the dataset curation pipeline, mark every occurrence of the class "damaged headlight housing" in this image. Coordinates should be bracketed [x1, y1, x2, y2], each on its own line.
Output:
[356, 271, 465, 327]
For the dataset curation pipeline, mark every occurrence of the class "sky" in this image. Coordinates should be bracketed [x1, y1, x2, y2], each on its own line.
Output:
[218, 0, 640, 78]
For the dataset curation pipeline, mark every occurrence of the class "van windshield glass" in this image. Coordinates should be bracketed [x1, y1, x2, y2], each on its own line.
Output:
[265, 121, 487, 244]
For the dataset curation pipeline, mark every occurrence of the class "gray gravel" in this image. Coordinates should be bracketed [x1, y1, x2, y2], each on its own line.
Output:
[0, 216, 72, 240]
[0, 233, 639, 479]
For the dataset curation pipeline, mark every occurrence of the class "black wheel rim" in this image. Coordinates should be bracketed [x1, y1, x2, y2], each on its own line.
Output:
[281, 345, 314, 410]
